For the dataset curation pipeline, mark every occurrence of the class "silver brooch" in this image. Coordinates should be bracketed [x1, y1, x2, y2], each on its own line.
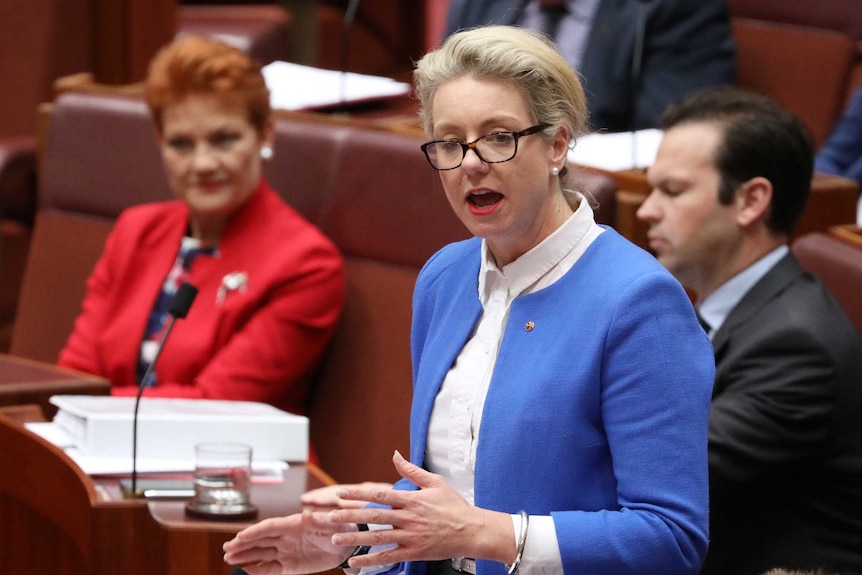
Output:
[217, 271, 248, 305]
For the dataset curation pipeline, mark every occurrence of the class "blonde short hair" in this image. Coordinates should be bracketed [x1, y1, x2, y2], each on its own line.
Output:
[413, 26, 588, 142]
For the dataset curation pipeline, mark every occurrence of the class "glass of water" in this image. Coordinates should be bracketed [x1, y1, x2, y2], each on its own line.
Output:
[186, 442, 257, 519]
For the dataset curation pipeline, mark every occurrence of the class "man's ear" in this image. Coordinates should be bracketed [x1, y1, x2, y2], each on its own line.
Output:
[734, 176, 773, 228]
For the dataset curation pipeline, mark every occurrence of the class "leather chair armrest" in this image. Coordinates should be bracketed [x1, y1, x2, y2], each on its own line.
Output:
[0, 136, 37, 224]
[570, 166, 618, 227]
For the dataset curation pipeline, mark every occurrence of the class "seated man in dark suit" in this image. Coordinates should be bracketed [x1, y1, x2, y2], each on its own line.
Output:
[444, 0, 736, 132]
[815, 80, 862, 223]
[637, 86, 862, 575]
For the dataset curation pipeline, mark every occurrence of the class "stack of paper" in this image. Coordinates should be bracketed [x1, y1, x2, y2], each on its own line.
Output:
[569, 129, 663, 171]
[43, 396, 308, 465]
[262, 61, 412, 111]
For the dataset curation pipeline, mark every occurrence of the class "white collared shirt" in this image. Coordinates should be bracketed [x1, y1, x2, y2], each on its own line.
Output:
[426, 193, 603, 575]
[697, 245, 789, 339]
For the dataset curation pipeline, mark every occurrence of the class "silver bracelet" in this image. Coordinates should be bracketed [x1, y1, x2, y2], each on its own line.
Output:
[507, 510, 529, 575]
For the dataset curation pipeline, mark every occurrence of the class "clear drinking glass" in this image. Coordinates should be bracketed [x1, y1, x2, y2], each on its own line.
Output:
[186, 442, 256, 518]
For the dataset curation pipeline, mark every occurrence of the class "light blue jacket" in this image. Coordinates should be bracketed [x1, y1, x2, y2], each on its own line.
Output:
[815, 82, 862, 188]
[395, 228, 713, 575]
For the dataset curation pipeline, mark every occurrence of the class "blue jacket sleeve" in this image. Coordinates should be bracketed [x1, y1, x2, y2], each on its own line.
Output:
[815, 82, 862, 187]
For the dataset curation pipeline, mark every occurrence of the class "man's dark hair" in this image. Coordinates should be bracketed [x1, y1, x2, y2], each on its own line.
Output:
[661, 86, 813, 236]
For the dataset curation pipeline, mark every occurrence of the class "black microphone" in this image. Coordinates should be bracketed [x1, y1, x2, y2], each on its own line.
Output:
[338, 0, 362, 112]
[126, 282, 198, 498]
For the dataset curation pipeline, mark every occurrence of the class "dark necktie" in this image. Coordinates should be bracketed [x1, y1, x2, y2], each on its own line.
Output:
[541, 3, 568, 39]
[695, 310, 711, 334]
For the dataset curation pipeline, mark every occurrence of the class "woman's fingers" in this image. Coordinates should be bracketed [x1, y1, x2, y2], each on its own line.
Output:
[225, 515, 301, 552]
[301, 482, 395, 508]
[223, 510, 351, 573]
[391, 450, 442, 489]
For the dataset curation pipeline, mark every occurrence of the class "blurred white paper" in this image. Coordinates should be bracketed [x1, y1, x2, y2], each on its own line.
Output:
[25, 419, 289, 477]
[262, 61, 411, 110]
[60, 447, 288, 477]
[26, 421, 75, 448]
[48, 395, 309, 462]
[570, 129, 663, 171]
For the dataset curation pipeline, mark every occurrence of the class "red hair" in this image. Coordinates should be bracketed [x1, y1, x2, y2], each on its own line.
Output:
[144, 35, 271, 133]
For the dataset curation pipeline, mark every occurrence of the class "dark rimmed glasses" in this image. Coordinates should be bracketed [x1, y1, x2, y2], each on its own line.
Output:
[420, 124, 550, 170]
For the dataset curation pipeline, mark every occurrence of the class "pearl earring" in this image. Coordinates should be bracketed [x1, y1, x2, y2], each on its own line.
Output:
[260, 147, 274, 160]
[551, 166, 560, 176]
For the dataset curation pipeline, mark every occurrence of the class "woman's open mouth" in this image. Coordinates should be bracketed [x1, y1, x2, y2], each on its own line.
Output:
[470, 191, 502, 206]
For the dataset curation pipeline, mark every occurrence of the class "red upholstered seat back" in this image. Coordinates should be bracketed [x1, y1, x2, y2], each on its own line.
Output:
[728, 0, 862, 105]
[731, 18, 855, 147]
[792, 231, 862, 335]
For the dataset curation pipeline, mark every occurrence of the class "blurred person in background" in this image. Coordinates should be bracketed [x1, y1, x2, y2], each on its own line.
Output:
[815, 80, 862, 223]
[444, 0, 736, 132]
[58, 36, 345, 418]
[638, 86, 862, 575]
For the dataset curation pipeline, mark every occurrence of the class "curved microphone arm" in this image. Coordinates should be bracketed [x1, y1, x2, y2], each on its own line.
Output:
[127, 282, 198, 498]
[630, 0, 651, 167]
[338, 0, 362, 110]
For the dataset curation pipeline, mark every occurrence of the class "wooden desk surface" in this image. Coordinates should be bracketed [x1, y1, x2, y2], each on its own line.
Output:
[86, 465, 334, 575]
[1, 384, 334, 575]
[0, 353, 110, 416]
[147, 464, 328, 529]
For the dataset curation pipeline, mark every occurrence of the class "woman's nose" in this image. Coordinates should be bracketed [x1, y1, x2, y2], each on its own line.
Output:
[190, 145, 219, 171]
[459, 146, 488, 174]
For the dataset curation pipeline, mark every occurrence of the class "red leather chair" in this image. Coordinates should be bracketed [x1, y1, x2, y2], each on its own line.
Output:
[177, 4, 293, 65]
[727, 0, 862, 105]
[0, 2, 292, 353]
[731, 18, 855, 147]
[0, 0, 93, 351]
[791, 230, 862, 334]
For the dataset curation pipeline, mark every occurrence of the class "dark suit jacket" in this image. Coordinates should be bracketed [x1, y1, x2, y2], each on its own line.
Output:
[703, 254, 862, 575]
[444, 0, 736, 131]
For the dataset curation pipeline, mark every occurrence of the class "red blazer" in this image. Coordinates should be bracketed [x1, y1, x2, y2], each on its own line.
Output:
[58, 180, 344, 416]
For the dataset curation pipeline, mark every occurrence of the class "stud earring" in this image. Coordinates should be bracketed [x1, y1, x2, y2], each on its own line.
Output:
[260, 147, 274, 160]
[551, 166, 560, 176]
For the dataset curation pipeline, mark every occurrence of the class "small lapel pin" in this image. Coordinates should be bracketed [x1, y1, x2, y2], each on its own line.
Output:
[217, 271, 248, 305]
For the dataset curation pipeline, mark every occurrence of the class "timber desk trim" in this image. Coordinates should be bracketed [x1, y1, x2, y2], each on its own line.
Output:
[0, 353, 110, 417]
[0, 406, 337, 575]
[90, 464, 336, 575]
[830, 223, 862, 249]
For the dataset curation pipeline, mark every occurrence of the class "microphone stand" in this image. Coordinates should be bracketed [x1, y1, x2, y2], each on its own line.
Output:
[630, 0, 650, 170]
[338, 0, 362, 114]
[126, 282, 198, 499]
